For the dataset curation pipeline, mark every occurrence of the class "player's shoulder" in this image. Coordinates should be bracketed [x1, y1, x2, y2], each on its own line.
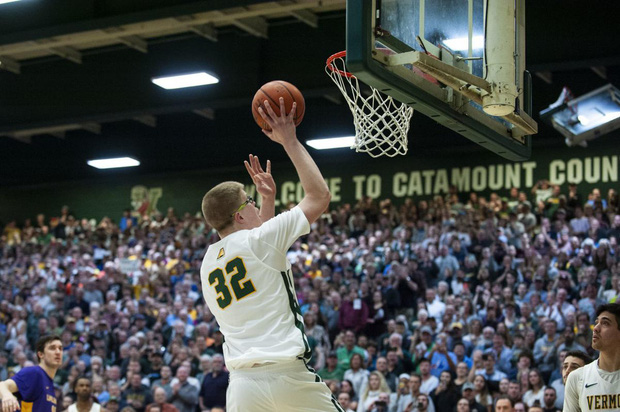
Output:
[565, 362, 589, 389]
[14, 365, 42, 377]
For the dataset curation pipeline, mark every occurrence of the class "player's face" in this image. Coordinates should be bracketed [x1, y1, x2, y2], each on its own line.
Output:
[592, 311, 620, 351]
[562, 355, 586, 384]
[235, 192, 261, 229]
[40, 339, 63, 369]
[75, 378, 91, 397]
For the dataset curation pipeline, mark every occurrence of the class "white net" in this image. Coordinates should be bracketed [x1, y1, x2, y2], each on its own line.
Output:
[326, 51, 414, 157]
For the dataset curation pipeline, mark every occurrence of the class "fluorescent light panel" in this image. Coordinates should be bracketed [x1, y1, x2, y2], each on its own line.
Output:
[87, 157, 140, 169]
[151, 72, 219, 90]
[442, 35, 485, 51]
[0, 0, 22, 4]
[306, 136, 356, 150]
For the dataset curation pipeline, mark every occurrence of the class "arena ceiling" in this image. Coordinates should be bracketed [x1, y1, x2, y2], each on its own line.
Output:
[0, 0, 619, 186]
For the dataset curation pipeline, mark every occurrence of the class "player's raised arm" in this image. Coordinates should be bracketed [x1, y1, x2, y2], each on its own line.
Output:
[258, 98, 330, 224]
[244, 154, 276, 223]
[0, 379, 21, 412]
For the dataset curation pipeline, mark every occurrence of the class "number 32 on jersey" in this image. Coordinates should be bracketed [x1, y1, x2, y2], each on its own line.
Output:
[208, 257, 256, 309]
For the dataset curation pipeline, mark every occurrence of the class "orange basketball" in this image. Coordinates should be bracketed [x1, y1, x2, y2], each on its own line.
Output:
[252, 80, 305, 131]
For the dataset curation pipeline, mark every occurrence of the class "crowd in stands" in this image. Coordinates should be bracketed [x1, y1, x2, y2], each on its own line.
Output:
[0, 181, 619, 412]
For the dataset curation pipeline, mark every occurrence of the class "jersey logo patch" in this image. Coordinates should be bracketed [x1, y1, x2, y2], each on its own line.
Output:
[217, 248, 225, 260]
[585, 382, 598, 388]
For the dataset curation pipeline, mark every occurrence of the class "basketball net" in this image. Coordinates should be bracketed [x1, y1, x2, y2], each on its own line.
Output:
[326, 51, 414, 157]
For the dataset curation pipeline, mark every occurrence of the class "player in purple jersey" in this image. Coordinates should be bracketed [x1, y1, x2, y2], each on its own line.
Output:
[0, 335, 63, 412]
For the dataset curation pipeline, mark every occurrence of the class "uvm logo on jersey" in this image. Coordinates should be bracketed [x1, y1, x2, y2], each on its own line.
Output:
[217, 248, 225, 260]
[586, 394, 620, 409]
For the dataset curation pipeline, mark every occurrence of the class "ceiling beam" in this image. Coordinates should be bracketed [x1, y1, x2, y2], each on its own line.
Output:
[193, 108, 216, 120]
[289, 9, 318, 28]
[188, 24, 218, 42]
[0, 0, 345, 60]
[49, 131, 66, 139]
[591, 66, 607, 80]
[0, 55, 20, 74]
[133, 115, 157, 127]
[231, 16, 268, 38]
[118, 35, 148, 53]
[80, 123, 102, 134]
[5, 135, 31, 144]
[48, 46, 82, 64]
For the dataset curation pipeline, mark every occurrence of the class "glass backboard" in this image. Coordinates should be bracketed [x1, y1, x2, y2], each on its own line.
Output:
[346, 0, 536, 160]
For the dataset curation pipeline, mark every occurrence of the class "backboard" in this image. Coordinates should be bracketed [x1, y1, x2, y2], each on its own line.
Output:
[346, 0, 537, 160]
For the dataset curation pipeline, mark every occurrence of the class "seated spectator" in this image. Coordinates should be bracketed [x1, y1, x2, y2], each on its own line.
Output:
[145, 387, 178, 412]
[198, 354, 227, 411]
[473, 374, 493, 412]
[344, 353, 370, 400]
[337, 391, 356, 412]
[522, 369, 547, 408]
[337, 331, 367, 371]
[461, 382, 486, 412]
[318, 351, 345, 382]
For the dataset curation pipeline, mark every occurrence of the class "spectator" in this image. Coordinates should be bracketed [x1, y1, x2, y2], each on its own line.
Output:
[533, 320, 559, 382]
[541, 387, 560, 412]
[318, 351, 345, 382]
[337, 330, 366, 371]
[357, 371, 391, 412]
[340, 289, 370, 334]
[338, 391, 356, 412]
[344, 353, 370, 401]
[461, 382, 487, 412]
[122, 372, 152, 412]
[145, 387, 178, 412]
[168, 366, 198, 412]
[473, 374, 493, 412]
[522, 369, 547, 407]
[429, 370, 459, 412]
[425, 333, 457, 377]
[198, 354, 227, 411]
[418, 358, 439, 395]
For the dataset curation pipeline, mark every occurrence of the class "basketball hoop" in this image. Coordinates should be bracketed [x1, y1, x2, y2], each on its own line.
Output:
[325, 50, 414, 157]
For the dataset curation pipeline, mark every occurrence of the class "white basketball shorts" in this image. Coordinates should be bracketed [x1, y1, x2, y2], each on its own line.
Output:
[227, 359, 345, 412]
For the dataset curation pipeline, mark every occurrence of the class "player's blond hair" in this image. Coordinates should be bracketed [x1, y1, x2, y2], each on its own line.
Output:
[202, 181, 244, 232]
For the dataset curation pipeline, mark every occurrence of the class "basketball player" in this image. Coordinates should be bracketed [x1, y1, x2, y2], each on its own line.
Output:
[0, 335, 63, 412]
[562, 351, 592, 385]
[200, 98, 341, 411]
[564, 303, 620, 412]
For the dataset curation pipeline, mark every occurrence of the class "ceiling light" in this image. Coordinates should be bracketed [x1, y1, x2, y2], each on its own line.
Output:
[151, 72, 219, 90]
[540, 84, 620, 147]
[442, 36, 485, 51]
[0, 0, 22, 4]
[306, 136, 356, 150]
[87, 157, 140, 169]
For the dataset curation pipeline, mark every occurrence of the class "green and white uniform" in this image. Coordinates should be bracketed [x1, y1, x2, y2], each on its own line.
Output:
[564, 360, 620, 412]
[200, 206, 343, 412]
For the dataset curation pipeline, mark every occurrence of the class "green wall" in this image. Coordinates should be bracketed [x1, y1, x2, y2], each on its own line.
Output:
[1, 144, 618, 224]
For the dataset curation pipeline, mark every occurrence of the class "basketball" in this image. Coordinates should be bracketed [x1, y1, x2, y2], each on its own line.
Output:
[252, 80, 305, 131]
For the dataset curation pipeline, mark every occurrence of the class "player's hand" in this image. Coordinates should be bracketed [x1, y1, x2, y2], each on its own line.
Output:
[244, 155, 275, 199]
[1, 394, 20, 412]
[258, 98, 297, 144]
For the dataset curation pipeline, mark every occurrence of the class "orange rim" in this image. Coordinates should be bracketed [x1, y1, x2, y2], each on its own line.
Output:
[326, 51, 355, 78]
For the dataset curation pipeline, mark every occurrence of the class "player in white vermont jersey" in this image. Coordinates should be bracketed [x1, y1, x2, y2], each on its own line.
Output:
[564, 303, 620, 412]
[200, 98, 343, 412]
